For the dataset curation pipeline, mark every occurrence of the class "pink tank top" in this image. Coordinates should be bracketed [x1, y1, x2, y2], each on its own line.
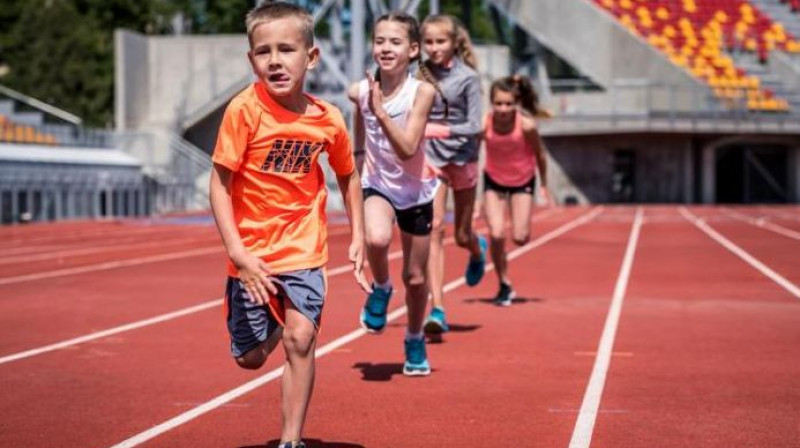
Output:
[484, 112, 537, 187]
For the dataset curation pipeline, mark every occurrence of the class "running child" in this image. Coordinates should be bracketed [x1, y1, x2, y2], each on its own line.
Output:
[349, 12, 439, 376]
[209, 3, 369, 447]
[419, 14, 486, 335]
[483, 75, 550, 306]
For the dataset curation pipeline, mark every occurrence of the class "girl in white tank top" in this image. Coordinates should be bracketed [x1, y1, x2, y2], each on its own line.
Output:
[347, 13, 439, 377]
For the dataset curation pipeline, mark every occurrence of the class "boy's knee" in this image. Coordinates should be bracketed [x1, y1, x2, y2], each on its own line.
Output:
[235, 348, 267, 370]
[282, 326, 316, 356]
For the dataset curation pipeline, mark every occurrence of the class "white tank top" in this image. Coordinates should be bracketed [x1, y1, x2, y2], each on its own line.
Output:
[359, 75, 439, 209]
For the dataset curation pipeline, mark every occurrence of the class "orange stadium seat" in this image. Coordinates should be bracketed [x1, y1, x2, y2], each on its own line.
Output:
[593, 0, 798, 112]
[0, 113, 59, 145]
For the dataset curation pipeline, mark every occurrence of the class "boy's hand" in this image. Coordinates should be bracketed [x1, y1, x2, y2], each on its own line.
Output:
[349, 239, 372, 293]
[365, 71, 385, 119]
[233, 252, 278, 305]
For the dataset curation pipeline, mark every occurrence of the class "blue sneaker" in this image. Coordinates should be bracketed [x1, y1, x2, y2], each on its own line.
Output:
[359, 286, 392, 333]
[465, 235, 488, 287]
[423, 306, 449, 334]
[403, 337, 431, 376]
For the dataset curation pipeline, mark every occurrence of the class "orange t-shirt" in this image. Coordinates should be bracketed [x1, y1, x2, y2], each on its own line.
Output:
[212, 82, 355, 277]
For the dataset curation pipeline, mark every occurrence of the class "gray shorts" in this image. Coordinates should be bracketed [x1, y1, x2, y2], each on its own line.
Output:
[224, 268, 326, 358]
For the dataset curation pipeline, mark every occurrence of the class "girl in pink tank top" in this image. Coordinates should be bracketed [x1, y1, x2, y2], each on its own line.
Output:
[482, 75, 551, 306]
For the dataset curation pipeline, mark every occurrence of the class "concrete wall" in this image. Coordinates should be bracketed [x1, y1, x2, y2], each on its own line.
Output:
[544, 134, 693, 203]
[115, 30, 251, 132]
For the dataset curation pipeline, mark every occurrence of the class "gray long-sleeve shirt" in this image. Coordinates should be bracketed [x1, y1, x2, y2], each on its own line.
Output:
[423, 57, 483, 166]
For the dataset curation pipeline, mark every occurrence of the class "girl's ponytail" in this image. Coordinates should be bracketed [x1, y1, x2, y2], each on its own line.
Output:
[418, 60, 449, 118]
[512, 75, 540, 117]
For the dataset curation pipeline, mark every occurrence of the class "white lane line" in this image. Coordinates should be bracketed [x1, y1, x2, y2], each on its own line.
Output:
[107, 207, 602, 448]
[720, 207, 800, 242]
[0, 247, 224, 286]
[0, 209, 564, 365]
[0, 238, 220, 265]
[680, 207, 800, 299]
[0, 301, 223, 365]
[569, 207, 643, 448]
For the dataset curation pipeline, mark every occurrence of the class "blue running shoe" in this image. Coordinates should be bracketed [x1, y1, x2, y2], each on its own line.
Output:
[403, 337, 431, 376]
[423, 306, 449, 334]
[465, 235, 488, 287]
[359, 286, 392, 333]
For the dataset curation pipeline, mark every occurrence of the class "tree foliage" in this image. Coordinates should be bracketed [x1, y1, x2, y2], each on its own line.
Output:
[0, 0, 498, 127]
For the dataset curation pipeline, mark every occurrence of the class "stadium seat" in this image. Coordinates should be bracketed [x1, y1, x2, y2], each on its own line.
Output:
[592, 0, 798, 112]
[0, 113, 59, 145]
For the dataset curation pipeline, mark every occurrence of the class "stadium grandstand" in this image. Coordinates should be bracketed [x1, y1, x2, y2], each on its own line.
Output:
[2, 0, 799, 225]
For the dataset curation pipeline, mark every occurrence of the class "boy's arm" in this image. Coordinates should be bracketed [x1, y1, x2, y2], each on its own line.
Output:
[366, 74, 435, 160]
[336, 169, 371, 292]
[209, 164, 277, 303]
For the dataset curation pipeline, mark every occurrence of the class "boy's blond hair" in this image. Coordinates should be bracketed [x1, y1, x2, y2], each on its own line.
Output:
[246, 1, 314, 48]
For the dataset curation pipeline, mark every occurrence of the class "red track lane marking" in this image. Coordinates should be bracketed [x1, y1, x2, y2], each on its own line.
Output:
[680, 207, 800, 299]
[569, 207, 643, 448]
[0, 208, 563, 365]
[106, 206, 601, 448]
[720, 207, 800, 241]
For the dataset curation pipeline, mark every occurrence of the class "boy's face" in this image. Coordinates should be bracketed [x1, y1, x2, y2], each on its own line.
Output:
[248, 16, 319, 98]
[373, 21, 419, 76]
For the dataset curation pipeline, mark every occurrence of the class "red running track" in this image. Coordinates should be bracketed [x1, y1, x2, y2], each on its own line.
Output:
[0, 206, 798, 448]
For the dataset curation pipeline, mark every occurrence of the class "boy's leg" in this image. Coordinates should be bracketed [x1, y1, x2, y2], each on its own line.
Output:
[281, 300, 318, 444]
[226, 277, 283, 369]
[427, 183, 449, 311]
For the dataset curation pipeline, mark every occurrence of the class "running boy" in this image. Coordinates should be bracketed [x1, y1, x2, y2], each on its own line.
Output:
[419, 14, 486, 335]
[349, 12, 439, 376]
[209, 3, 369, 447]
[483, 75, 550, 306]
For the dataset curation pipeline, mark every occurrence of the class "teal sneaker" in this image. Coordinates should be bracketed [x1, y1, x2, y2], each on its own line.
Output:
[423, 306, 449, 334]
[359, 286, 392, 333]
[465, 235, 488, 287]
[403, 337, 431, 376]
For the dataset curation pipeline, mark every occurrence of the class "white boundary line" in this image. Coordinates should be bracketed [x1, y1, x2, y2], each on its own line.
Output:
[0, 247, 224, 286]
[107, 207, 602, 448]
[0, 208, 563, 365]
[720, 207, 800, 242]
[680, 207, 800, 299]
[568, 207, 642, 448]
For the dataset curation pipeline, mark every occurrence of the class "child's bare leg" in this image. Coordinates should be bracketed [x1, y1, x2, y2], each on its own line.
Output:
[510, 192, 533, 246]
[280, 302, 317, 444]
[427, 185, 448, 310]
[453, 186, 482, 258]
[402, 231, 431, 333]
[484, 190, 509, 285]
[235, 328, 283, 370]
[365, 196, 396, 285]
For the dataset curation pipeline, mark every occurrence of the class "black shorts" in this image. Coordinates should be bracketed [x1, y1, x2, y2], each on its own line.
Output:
[484, 173, 536, 196]
[363, 187, 433, 236]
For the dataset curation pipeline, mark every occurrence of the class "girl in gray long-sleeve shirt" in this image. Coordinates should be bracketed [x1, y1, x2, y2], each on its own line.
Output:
[419, 15, 487, 336]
